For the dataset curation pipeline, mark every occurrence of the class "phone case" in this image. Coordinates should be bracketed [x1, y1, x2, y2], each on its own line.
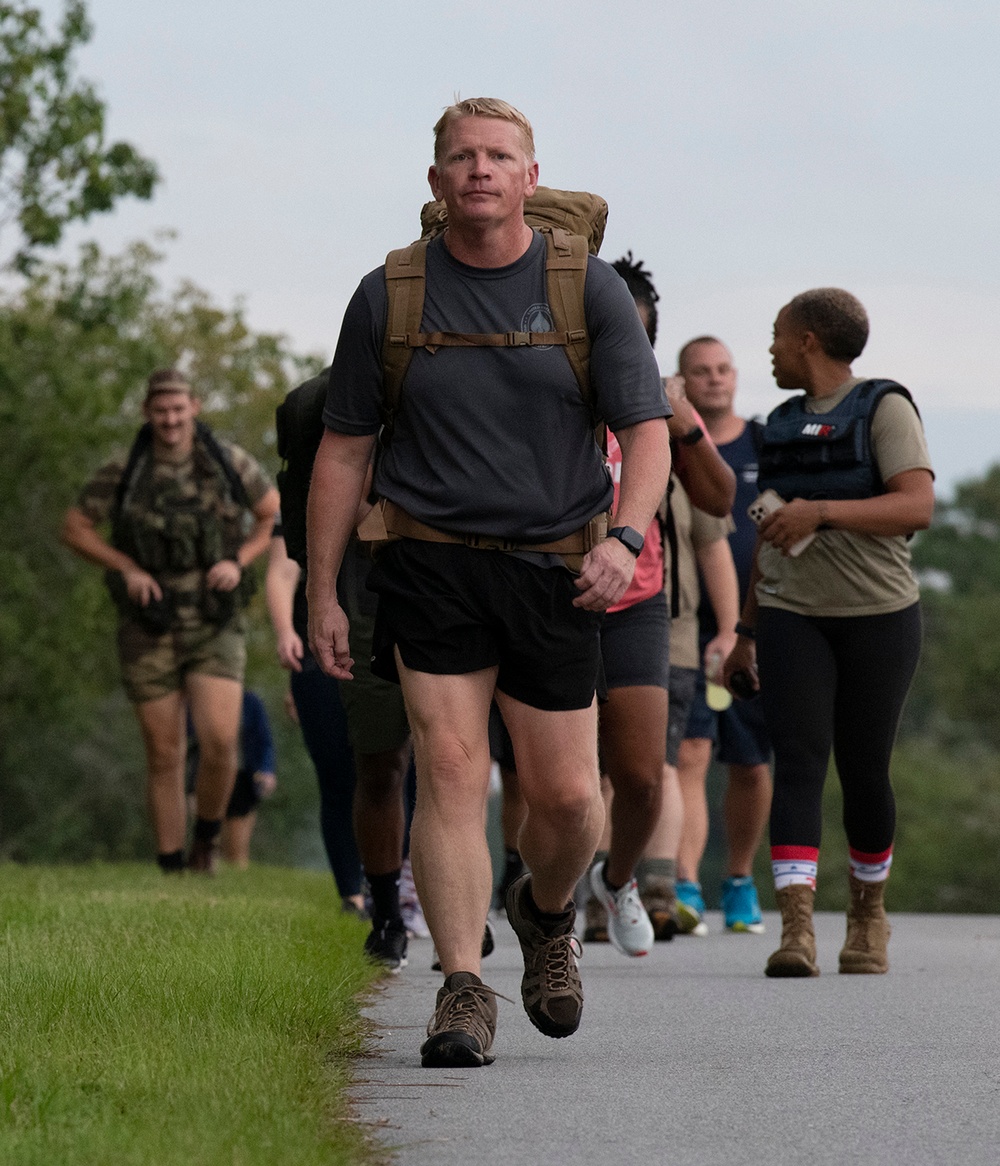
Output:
[747, 490, 815, 557]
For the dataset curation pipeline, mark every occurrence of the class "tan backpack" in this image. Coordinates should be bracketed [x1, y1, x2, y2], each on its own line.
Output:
[379, 186, 609, 439]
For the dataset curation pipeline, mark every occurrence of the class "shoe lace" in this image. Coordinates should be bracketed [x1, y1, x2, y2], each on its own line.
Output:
[781, 891, 813, 944]
[429, 982, 510, 1041]
[611, 881, 647, 926]
[532, 933, 583, 993]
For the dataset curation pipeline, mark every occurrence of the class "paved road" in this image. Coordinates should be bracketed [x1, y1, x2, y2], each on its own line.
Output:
[352, 910, 1000, 1165]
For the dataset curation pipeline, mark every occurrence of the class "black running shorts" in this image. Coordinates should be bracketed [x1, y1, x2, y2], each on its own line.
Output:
[599, 591, 670, 692]
[367, 540, 603, 712]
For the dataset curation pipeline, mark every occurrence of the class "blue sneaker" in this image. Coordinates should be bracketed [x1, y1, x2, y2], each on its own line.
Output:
[722, 876, 765, 934]
[675, 880, 708, 936]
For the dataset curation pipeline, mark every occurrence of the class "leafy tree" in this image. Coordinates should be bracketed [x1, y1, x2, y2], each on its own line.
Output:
[909, 466, 1000, 749]
[0, 0, 158, 269]
[0, 239, 323, 860]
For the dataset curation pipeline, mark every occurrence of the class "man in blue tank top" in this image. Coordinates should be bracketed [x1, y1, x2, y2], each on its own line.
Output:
[674, 337, 773, 936]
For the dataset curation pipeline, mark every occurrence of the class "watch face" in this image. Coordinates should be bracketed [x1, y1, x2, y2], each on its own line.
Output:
[611, 527, 643, 555]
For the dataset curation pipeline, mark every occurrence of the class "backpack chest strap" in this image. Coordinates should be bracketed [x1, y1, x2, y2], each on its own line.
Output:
[386, 329, 587, 353]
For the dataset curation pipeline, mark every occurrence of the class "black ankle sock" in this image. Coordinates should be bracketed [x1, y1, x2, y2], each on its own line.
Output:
[193, 817, 222, 842]
[157, 849, 185, 872]
[527, 884, 573, 927]
[368, 869, 402, 926]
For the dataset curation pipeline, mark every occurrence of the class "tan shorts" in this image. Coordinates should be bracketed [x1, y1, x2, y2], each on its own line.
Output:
[117, 618, 246, 704]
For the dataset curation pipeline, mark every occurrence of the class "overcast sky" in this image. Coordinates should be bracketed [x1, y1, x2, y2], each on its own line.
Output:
[35, 0, 1000, 495]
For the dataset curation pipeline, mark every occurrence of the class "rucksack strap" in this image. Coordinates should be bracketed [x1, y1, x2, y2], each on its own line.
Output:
[544, 227, 592, 412]
[382, 240, 429, 432]
[380, 227, 597, 440]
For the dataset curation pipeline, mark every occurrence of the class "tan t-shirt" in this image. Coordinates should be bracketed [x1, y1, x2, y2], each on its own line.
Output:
[756, 378, 933, 618]
[669, 476, 734, 669]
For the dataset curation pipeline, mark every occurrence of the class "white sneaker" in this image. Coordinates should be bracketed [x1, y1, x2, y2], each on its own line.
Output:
[589, 861, 653, 957]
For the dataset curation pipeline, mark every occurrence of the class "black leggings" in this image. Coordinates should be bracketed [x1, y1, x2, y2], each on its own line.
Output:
[757, 603, 921, 855]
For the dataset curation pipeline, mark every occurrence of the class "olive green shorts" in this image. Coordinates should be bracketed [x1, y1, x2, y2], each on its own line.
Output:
[117, 618, 246, 704]
[338, 607, 409, 756]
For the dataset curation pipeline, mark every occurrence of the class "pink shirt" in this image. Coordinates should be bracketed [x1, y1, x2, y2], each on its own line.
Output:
[606, 429, 664, 613]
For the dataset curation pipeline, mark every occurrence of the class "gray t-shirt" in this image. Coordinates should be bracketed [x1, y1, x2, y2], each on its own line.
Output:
[324, 231, 669, 542]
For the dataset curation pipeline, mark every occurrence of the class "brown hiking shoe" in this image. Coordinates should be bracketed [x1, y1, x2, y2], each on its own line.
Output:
[839, 874, 891, 974]
[187, 836, 218, 875]
[420, 971, 497, 1068]
[506, 874, 583, 1038]
[641, 877, 679, 942]
[765, 884, 819, 978]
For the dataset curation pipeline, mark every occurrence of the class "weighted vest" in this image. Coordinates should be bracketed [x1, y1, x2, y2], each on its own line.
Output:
[111, 422, 250, 575]
[757, 379, 917, 502]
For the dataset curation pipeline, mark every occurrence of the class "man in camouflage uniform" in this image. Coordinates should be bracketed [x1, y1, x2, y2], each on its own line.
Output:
[62, 369, 279, 872]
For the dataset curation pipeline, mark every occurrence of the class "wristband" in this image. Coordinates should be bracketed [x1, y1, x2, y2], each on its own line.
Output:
[679, 425, 705, 446]
[734, 621, 756, 640]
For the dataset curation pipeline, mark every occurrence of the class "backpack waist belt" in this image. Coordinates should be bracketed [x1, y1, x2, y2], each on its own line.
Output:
[361, 499, 607, 570]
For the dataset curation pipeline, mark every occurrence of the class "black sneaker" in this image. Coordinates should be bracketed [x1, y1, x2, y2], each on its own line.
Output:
[505, 874, 583, 1039]
[421, 971, 497, 1068]
[431, 920, 496, 972]
[364, 920, 408, 973]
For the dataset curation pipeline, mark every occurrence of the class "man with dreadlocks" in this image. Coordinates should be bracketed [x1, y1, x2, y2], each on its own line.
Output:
[581, 253, 737, 948]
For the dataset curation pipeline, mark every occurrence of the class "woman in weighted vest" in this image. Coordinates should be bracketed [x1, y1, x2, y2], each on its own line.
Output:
[724, 288, 934, 977]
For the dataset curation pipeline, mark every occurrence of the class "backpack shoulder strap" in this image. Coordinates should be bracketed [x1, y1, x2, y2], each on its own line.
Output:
[382, 240, 429, 434]
[543, 226, 592, 411]
[195, 421, 252, 510]
[112, 423, 154, 521]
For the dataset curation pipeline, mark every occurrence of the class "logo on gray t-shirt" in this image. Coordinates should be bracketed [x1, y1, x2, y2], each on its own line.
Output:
[522, 303, 554, 349]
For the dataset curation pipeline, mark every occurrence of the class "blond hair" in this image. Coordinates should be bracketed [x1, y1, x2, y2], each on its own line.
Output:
[433, 98, 535, 162]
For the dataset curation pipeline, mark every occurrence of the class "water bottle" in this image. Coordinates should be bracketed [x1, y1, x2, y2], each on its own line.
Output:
[705, 651, 732, 711]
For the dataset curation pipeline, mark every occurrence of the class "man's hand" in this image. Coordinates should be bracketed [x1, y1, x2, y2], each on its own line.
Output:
[308, 595, 355, 680]
[703, 630, 737, 679]
[206, 559, 242, 592]
[121, 565, 162, 606]
[664, 375, 699, 439]
[572, 537, 636, 611]
[723, 635, 759, 695]
[276, 629, 304, 673]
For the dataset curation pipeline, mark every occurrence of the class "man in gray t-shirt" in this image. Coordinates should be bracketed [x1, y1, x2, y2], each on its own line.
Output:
[307, 98, 671, 1069]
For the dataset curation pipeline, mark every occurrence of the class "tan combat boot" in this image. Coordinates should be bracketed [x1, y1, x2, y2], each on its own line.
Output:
[765, 884, 819, 977]
[839, 874, 890, 974]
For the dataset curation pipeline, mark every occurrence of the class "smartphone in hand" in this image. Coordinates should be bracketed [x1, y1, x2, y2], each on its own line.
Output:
[747, 489, 815, 557]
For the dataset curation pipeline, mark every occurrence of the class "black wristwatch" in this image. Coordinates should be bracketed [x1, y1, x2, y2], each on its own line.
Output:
[679, 425, 705, 446]
[607, 526, 644, 557]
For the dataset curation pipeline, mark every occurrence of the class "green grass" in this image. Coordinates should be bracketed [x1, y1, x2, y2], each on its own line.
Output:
[0, 864, 381, 1165]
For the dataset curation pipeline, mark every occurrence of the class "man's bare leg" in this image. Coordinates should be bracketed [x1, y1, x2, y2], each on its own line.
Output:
[598, 685, 668, 887]
[496, 692, 605, 913]
[221, 812, 255, 867]
[725, 762, 772, 876]
[676, 736, 713, 882]
[186, 674, 242, 820]
[398, 658, 498, 978]
[134, 691, 187, 853]
[353, 743, 411, 877]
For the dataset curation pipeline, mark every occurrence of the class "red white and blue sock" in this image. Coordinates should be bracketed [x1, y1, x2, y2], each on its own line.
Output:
[849, 846, 893, 883]
[771, 845, 819, 890]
